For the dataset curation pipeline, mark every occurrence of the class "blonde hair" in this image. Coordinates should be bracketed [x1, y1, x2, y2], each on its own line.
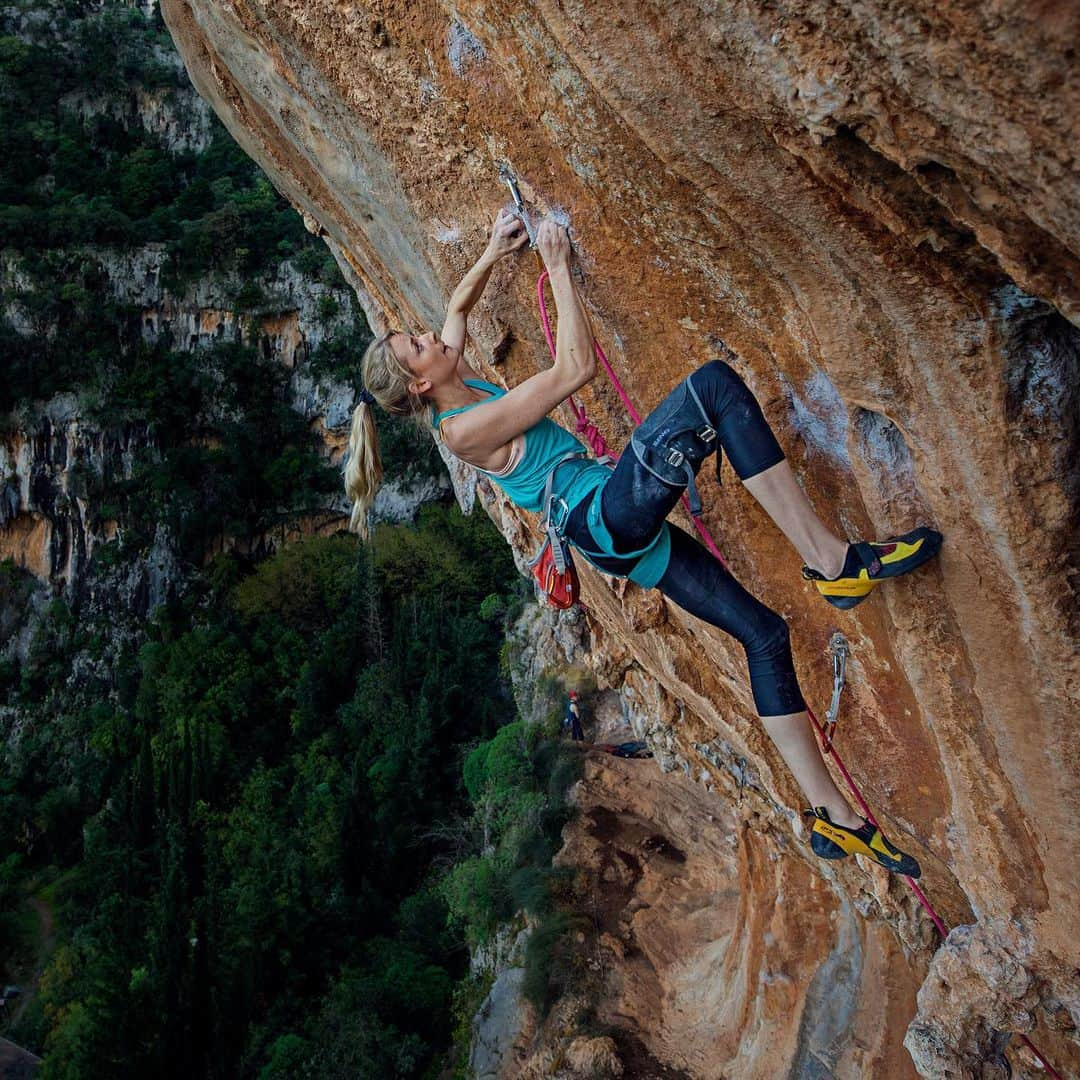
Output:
[343, 329, 429, 538]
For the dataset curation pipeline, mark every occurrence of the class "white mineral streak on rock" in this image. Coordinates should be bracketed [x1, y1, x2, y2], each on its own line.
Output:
[447, 21, 487, 79]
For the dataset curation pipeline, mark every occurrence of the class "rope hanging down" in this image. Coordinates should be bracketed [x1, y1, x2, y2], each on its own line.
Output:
[532, 266, 1063, 1080]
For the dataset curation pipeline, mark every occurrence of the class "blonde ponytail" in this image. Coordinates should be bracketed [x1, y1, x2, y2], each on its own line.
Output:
[343, 329, 428, 538]
[344, 398, 382, 538]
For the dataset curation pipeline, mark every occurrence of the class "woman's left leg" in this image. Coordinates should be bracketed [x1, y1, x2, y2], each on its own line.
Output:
[654, 524, 861, 827]
[613, 358, 941, 607]
[653, 526, 922, 876]
[743, 460, 848, 579]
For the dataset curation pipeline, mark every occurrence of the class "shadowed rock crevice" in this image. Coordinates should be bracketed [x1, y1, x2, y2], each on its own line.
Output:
[788, 898, 864, 1079]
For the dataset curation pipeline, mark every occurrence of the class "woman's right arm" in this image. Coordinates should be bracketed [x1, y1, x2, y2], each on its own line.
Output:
[540, 218, 597, 396]
[444, 219, 598, 460]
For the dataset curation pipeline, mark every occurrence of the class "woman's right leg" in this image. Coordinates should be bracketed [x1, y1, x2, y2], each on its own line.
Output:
[604, 357, 940, 606]
[600, 357, 838, 553]
[663, 357, 848, 574]
[743, 460, 848, 578]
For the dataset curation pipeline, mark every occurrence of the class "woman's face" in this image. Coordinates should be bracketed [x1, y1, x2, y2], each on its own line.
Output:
[390, 331, 457, 394]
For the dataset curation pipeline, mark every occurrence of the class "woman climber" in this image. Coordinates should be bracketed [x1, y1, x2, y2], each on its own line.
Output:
[343, 209, 942, 877]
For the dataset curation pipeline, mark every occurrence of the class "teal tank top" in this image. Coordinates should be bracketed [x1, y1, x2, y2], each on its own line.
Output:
[430, 379, 671, 589]
[430, 379, 609, 513]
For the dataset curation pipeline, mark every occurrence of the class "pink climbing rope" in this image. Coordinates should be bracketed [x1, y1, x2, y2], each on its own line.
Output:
[537, 271, 729, 570]
[534, 269, 1063, 1079]
[806, 704, 951, 936]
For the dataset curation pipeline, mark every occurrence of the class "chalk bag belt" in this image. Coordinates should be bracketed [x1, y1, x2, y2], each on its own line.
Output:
[536, 451, 613, 555]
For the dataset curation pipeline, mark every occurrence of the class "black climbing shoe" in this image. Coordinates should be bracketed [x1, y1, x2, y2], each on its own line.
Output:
[805, 807, 922, 878]
[802, 527, 943, 610]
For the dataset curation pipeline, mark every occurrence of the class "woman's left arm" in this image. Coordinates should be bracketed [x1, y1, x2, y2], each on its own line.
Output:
[441, 208, 527, 363]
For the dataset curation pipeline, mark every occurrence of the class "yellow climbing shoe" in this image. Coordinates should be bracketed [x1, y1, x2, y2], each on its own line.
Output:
[802, 527, 943, 610]
[806, 807, 922, 877]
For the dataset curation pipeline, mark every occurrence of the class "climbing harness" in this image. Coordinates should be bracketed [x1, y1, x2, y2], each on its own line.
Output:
[535, 271, 730, 570]
[822, 631, 849, 752]
[628, 373, 719, 518]
[516, 178, 1061, 1075]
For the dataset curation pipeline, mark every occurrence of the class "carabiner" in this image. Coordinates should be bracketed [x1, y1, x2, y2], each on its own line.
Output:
[498, 165, 538, 248]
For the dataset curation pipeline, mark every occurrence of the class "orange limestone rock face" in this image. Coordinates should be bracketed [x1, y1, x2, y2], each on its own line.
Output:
[536, 753, 923, 1079]
[159, 2, 1079, 1075]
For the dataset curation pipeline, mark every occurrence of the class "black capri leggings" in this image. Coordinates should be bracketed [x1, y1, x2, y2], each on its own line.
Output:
[563, 359, 806, 718]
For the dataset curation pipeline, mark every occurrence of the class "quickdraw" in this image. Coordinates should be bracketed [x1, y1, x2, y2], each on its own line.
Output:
[822, 631, 849, 752]
[499, 165, 538, 248]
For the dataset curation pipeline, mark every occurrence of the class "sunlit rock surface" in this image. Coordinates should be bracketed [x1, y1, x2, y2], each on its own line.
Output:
[160, 2, 1079, 1075]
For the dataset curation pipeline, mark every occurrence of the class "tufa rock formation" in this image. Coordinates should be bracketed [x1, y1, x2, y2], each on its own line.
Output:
[160, 2, 1079, 1076]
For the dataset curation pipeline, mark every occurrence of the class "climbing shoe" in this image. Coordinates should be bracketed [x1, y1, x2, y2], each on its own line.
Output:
[805, 807, 922, 878]
[802, 527, 943, 610]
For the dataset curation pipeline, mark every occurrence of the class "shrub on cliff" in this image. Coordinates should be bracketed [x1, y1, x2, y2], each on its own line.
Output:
[441, 856, 507, 946]
[442, 714, 583, 972]
[521, 910, 591, 1014]
[232, 534, 359, 637]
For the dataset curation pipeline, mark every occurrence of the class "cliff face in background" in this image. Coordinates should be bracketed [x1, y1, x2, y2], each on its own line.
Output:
[1, 243, 448, 596]
[0, 248, 360, 591]
[159, 2, 1079, 1076]
[0, 6, 495, 1072]
[0, 2, 449, 604]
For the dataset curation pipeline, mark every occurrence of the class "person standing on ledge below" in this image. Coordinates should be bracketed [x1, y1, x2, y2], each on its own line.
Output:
[563, 690, 585, 742]
[343, 208, 942, 877]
